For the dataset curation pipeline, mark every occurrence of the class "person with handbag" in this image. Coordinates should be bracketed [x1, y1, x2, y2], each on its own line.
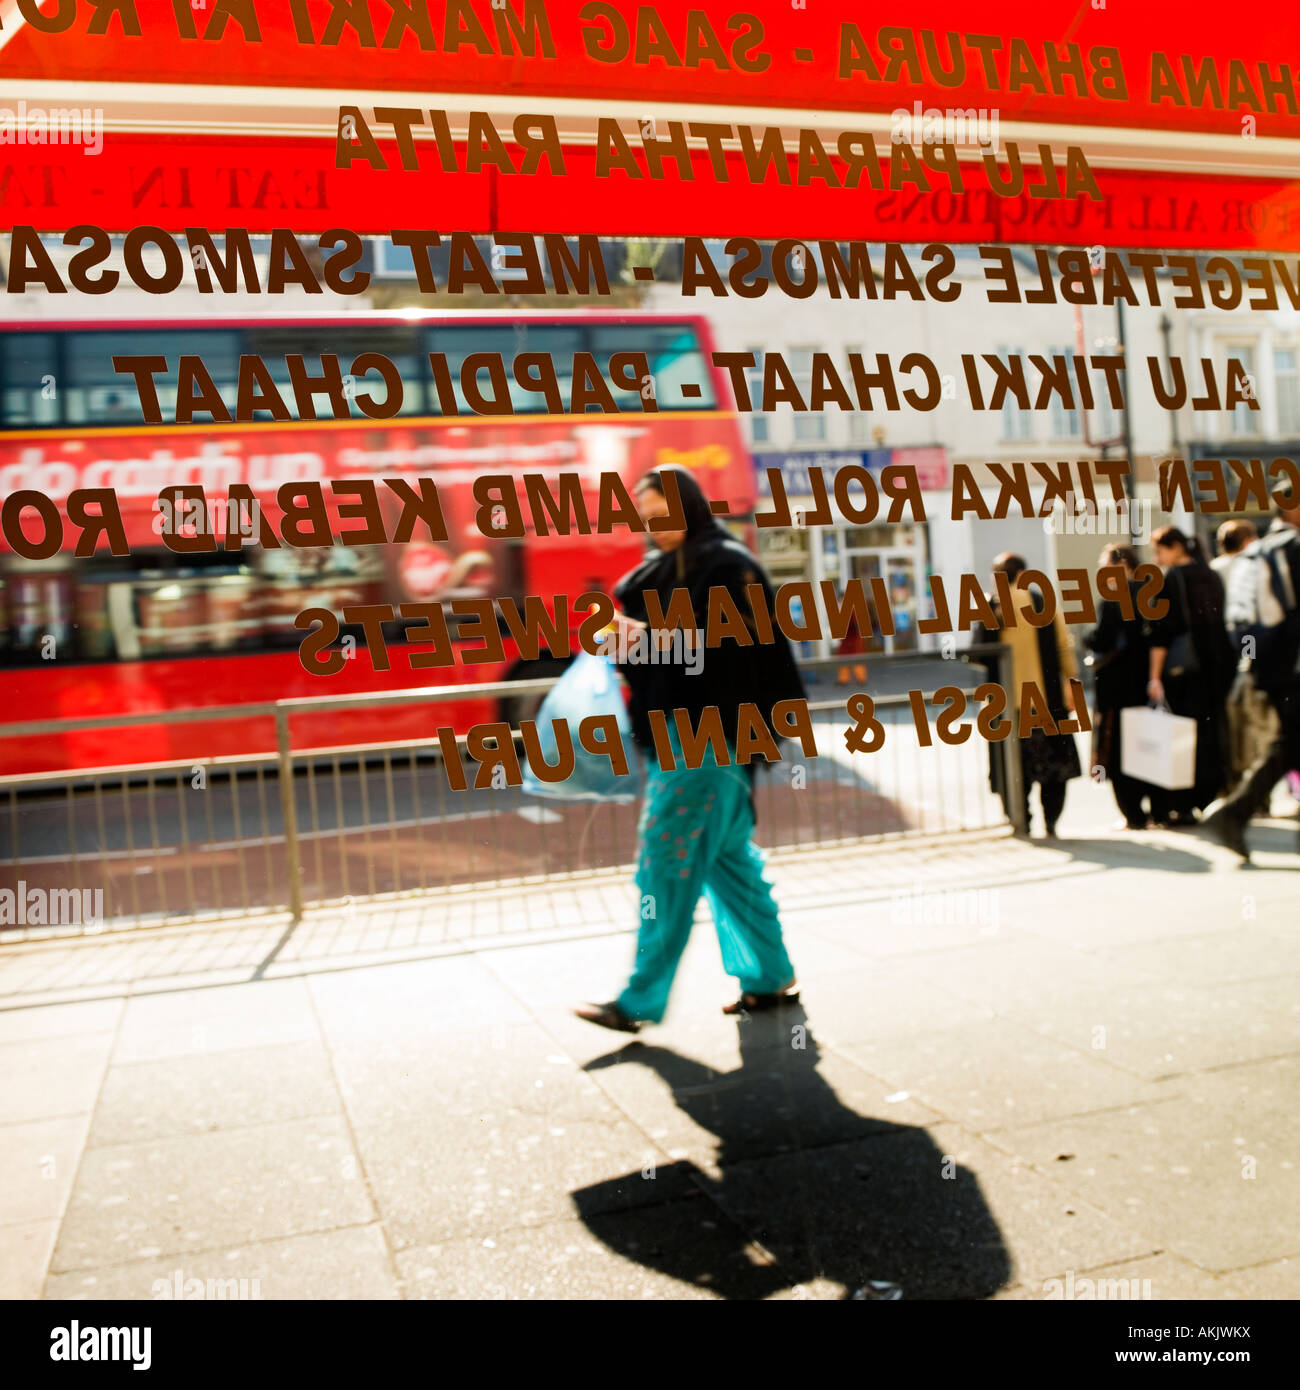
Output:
[1203, 500, 1300, 860]
[1214, 519, 1280, 793]
[1145, 526, 1234, 824]
[1084, 544, 1154, 829]
[972, 553, 1082, 838]
[574, 466, 807, 1034]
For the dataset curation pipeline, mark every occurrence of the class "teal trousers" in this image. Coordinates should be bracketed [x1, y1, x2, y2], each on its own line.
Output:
[616, 739, 795, 1024]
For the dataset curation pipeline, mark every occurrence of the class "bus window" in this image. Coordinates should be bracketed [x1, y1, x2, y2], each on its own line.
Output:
[241, 326, 426, 420]
[0, 333, 60, 427]
[424, 323, 584, 414]
[252, 547, 387, 647]
[588, 323, 716, 411]
[0, 547, 391, 666]
[64, 330, 242, 426]
[0, 565, 74, 661]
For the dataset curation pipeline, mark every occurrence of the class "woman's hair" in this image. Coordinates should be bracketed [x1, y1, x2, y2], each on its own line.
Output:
[1216, 519, 1257, 555]
[991, 551, 1027, 581]
[1150, 525, 1205, 562]
[1100, 543, 1139, 570]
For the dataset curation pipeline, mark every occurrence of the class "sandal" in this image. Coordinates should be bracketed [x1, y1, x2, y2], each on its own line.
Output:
[722, 984, 800, 1016]
[574, 1001, 642, 1034]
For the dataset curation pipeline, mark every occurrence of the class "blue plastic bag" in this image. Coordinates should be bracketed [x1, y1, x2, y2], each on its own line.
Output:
[520, 650, 644, 803]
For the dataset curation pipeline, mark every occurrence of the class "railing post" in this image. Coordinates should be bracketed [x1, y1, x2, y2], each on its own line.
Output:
[275, 709, 305, 922]
[1002, 726, 1028, 836]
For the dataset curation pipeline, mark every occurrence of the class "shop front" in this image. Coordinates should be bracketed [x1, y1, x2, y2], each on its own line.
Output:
[753, 447, 950, 660]
[1184, 440, 1300, 558]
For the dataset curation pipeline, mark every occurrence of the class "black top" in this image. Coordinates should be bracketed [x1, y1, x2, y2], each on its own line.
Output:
[1147, 561, 1233, 696]
[1085, 582, 1149, 711]
[613, 465, 806, 755]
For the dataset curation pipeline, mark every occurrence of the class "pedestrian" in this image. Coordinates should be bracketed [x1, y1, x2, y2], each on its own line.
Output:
[1145, 526, 1234, 825]
[1210, 518, 1257, 584]
[974, 553, 1082, 838]
[1204, 500, 1300, 860]
[574, 466, 807, 1033]
[1217, 521, 1282, 796]
[1084, 543, 1153, 829]
[836, 611, 869, 686]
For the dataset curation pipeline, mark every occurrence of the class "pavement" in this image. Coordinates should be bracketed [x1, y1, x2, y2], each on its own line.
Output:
[1, 768, 1298, 1301]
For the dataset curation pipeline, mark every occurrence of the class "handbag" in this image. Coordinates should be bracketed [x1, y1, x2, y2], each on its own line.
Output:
[1120, 703, 1197, 790]
[519, 649, 644, 803]
[1164, 568, 1200, 678]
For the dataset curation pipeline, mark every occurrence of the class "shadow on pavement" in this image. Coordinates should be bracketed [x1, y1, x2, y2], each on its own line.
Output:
[1043, 821, 1300, 873]
[1030, 832, 1215, 874]
[570, 1006, 1012, 1300]
[1211, 820, 1300, 867]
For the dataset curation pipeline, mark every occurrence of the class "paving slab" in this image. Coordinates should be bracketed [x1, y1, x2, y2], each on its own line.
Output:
[330, 1020, 622, 1129]
[694, 1121, 1152, 1298]
[1093, 926, 1300, 988]
[0, 1115, 91, 1227]
[0, 1220, 59, 1299]
[0, 1031, 115, 1125]
[771, 961, 999, 1047]
[1006, 981, 1299, 1080]
[87, 1042, 342, 1147]
[1171, 1055, 1300, 1150]
[838, 1017, 1170, 1132]
[583, 1034, 940, 1175]
[110, 977, 321, 1064]
[0, 997, 123, 1045]
[796, 899, 1013, 959]
[989, 1099, 1300, 1273]
[351, 1107, 687, 1250]
[994, 1250, 1225, 1301]
[991, 872, 1254, 950]
[1219, 972, 1300, 1024]
[897, 936, 1162, 1017]
[394, 1188, 787, 1300]
[308, 953, 533, 1047]
[1216, 1257, 1300, 1299]
[44, 1224, 399, 1301]
[50, 1117, 374, 1273]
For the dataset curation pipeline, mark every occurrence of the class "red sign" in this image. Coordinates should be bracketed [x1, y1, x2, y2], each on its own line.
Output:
[0, 413, 748, 554]
[0, 3, 1296, 245]
[4, 1, 1299, 139]
[900, 448, 950, 494]
[398, 542, 453, 599]
[4, 134, 1299, 247]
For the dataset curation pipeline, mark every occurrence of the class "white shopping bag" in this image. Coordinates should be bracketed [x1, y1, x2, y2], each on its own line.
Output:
[1120, 705, 1197, 790]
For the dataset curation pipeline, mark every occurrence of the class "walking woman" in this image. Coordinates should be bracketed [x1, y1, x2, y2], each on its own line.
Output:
[1085, 544, 1153, 829]
[1146, 525, 1234, 824]
[973, 553, 1082, 837]
[575, 466, 806, 1033]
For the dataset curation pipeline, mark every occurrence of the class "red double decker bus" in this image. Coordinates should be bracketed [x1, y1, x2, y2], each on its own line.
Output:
[0, 311, 753, 775]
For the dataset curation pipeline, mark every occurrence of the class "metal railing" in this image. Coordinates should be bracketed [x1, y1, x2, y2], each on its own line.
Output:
[0, 648, 1018, 939]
